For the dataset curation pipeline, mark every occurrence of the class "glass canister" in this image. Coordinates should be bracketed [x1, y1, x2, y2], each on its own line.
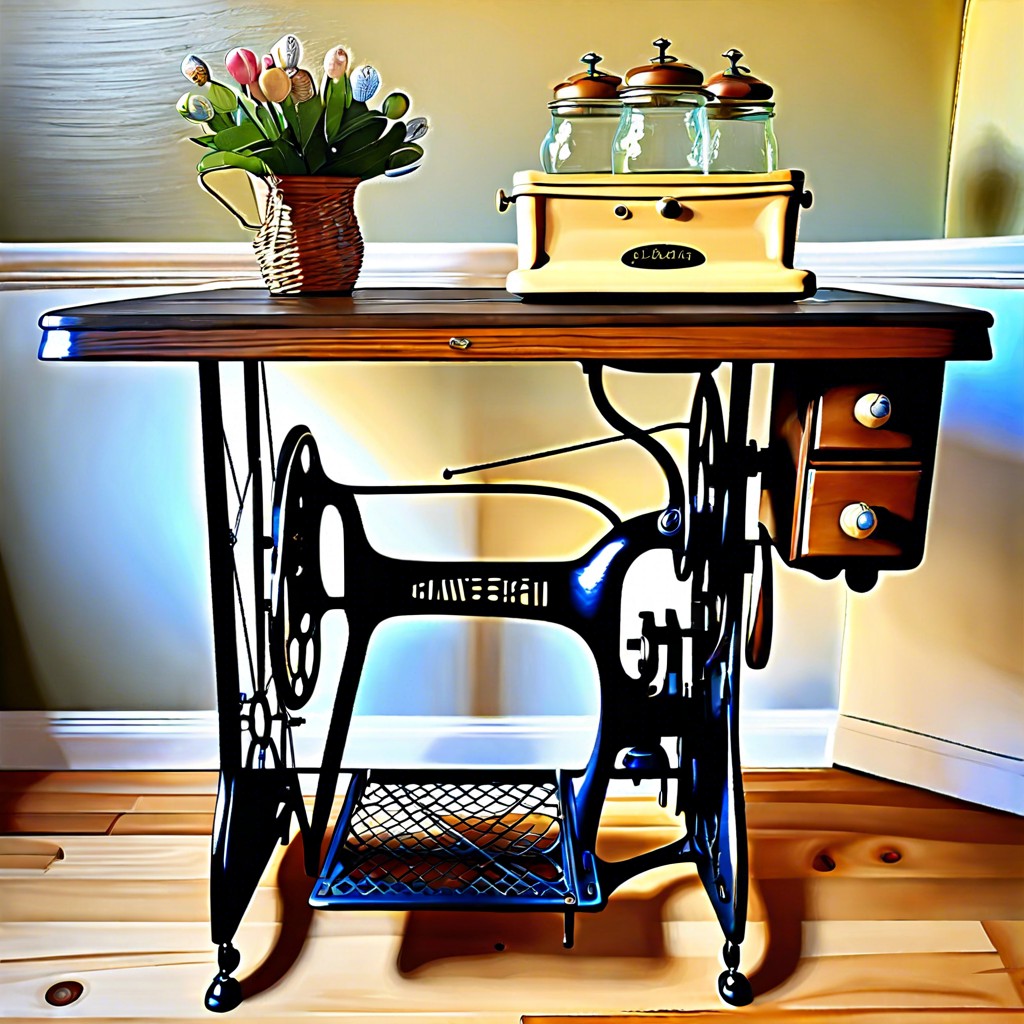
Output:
[704, 49, 778, 172]
[540, 53, 622, 173]
[611, 38, 711, 174]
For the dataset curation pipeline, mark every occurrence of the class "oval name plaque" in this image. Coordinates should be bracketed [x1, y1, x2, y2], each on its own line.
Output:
[621, 244, 706, 270]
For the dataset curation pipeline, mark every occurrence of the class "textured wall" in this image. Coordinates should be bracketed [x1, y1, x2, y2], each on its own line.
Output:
[945, 0, 1024, 236]
[1, 0, 965, 243]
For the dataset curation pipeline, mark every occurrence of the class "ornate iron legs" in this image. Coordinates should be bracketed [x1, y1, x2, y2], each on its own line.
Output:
[198, 359, 763, 1010]
[198, 364, 309, 1012]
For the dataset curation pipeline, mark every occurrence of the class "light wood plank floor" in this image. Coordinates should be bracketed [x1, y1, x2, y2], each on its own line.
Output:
[1, 769, 1022, 1022]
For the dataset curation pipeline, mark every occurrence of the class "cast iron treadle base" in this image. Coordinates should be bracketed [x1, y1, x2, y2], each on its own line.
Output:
[311, 769, 587, 910]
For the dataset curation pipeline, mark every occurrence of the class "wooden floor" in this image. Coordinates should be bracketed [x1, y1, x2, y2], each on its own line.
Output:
[1, 769, 1022, 1022]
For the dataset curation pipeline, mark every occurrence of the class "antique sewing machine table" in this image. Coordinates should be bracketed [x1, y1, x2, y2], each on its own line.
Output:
[38, 286, 992, 1013]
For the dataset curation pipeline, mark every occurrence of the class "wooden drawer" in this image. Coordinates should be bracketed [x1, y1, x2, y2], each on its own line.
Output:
[815, 381, 921, 451]
[800, 468, 922, 558]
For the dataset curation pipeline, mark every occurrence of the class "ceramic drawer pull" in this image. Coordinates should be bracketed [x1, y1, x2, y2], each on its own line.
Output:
[839, 502, 878, 540]
[853, 392, 892, 429]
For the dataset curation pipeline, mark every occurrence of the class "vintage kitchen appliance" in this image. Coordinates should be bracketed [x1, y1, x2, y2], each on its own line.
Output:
[498, 168, 815, 299]
[499, 40, 814, 301]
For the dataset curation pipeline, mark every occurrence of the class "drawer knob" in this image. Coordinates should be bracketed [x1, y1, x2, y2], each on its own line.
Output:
[840, 502, 877, 540]
[853, 392, 892, 429]
[657, 197, 682, 219]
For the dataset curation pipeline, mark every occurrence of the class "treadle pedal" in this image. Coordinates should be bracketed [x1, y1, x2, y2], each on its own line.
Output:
[310, 769, 599, 910]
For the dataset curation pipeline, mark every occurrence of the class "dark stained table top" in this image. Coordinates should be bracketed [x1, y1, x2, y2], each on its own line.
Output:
[39, 286, 993, 363]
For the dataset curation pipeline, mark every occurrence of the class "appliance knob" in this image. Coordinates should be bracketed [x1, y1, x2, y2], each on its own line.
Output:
[853, 392, 892, 429]
[839, 502, 877, 540]
[656, 197, 682, 219]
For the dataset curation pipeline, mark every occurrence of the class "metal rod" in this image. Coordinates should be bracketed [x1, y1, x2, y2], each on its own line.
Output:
[442, 421, 688, 479]
[244, 362, 266, 696]
[344, 481, 621, 526]
[586, 364, 686, 513]
[198, 363, 241, 771]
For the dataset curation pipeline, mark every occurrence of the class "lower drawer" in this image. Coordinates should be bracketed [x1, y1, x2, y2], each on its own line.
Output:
[800, 467, 922, 558]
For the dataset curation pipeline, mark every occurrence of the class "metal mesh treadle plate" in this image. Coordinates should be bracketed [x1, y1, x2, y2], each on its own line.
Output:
[312, 771, 575, 908]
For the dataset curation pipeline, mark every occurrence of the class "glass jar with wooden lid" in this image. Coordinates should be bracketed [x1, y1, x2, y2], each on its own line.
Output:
[704, 49, 778, 172]
[540, 53, 622, 173]
[611, 38, 711, 173]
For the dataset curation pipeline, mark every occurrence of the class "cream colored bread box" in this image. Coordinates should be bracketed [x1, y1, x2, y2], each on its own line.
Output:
[498, 169, 815, 300]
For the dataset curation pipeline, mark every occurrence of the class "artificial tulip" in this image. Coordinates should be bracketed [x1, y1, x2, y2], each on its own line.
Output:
[180, 54, 210, 86]
[259, 66, 291, 103]
[323, 45, 349, 80]
[351, 65, 380, 103]
[382, 92, 409, 119]
[176, 91, 215, 122]
[225, 47, 260, 86]
[272, 34, 302, 70]
[289, 69, 316, 103]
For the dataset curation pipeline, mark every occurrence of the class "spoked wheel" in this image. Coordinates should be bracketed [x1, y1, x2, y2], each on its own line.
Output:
[685, 371, 727, 585]
[269, 426, 330, 711]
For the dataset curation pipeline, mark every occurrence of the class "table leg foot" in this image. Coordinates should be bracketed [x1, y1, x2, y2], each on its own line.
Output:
[718, 939, 752, 1005]
[717, 968, 752, 1006]
[204, 943, 243, 1013]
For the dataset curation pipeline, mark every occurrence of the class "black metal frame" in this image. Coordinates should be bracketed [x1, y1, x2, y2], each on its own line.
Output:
[197, 358, 770, 1012]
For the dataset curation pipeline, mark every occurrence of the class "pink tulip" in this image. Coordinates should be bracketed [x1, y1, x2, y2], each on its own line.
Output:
[225, 47, 259, 86]
[262, 54, 274, 70]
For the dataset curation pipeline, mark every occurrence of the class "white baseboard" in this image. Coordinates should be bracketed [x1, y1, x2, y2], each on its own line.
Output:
[2, 236, 1021, 290]
[833, 714, 1023, 815]
[0, 708, 835, 772]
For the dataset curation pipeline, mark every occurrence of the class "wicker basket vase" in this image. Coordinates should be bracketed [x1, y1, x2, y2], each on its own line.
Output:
[251, 176, 364, 296]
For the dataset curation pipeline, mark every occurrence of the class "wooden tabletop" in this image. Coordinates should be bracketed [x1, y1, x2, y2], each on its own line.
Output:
[38, 286, 993, 363]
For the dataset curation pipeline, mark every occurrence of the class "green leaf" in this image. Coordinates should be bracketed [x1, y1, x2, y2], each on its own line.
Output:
[341, 98, 368, 125]
[303, 126, 329, 173]
[197, 150, 268, 175]
[207, 81, 240, 113]
[324, 76, 352, 141]
[207, 122, 265, 153]
[330, 115, 386, 155]
[320, 122, 407, 180]
[279, 96, 302, 146]
[258, 139, 307, 176]
[190, 135, 218, 149]
[297, 95, 323, 148]
[255, 105, 280, 139]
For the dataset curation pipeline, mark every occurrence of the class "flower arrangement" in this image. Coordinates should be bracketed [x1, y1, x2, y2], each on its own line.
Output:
[177, 34, 427, 180]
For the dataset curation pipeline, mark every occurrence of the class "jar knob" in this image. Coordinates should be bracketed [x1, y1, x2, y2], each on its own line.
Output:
[722, 48, 751, 76]
[652, 38, 679, 65]
[580, 52, 603, 77]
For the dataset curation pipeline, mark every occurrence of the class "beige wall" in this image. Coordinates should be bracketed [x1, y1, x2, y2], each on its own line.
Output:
[945, 0, 1024, 236]
[840, 284, 1024, 765]
[1, 0, 964, 243]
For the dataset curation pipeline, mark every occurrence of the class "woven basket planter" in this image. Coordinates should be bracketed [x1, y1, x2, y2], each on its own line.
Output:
[251, 176, 363, 296]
